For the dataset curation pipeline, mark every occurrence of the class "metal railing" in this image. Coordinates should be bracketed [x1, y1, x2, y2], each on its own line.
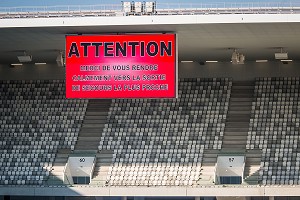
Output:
[0, 2, 300, 19]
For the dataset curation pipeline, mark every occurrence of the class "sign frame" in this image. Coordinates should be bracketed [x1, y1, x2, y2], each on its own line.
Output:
[65, 33, 178, 99]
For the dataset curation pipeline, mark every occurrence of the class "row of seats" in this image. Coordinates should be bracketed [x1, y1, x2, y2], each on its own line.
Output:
[106, 163, 201, 186]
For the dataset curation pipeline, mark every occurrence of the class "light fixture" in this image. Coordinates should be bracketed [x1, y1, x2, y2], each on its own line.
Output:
[17, 51, 32, 63]
[275, 48, 288, 60]
[35, 62, 47, 65]
[11, 63, 23, 66]
[256, 60, 268, 63]
[206, 60, 218, 63]
[180, 61, 194, 63]
[56, 51, 65, 67]
[238, 54, 245, 64]
[231, 50, 239, 64]
[231, 49, 245, 65]
[281, 59, 293, 64]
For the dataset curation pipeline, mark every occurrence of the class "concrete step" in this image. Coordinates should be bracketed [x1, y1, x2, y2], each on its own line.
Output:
[221, 145, 246, 149]
[91, 152, 113, 185]
[85, 115, 108, 120]
[78, 136, 101, 140]
[222, 140, 247, 145]
[243, 180, 259, 185]
[86, 108, 110, 112]
[49, 170, 64, 177]
[200, 168, 215, 174]
[89, 99, 112, 103]
[87, 103, 111, 106]
[75, 145, 99, 150]
[80, 127, 104, 133]
[204, 149, 220, 154]
[203, 153, 218, 158]
[78, 132, 101, 137]
[88, 102, 111, 106]
[232, 81, 255, 87]
[246, 157, 261, 163]
[225, 122, 250, 127]
[228, 105, 251, 111]
[85, 111, 110, 116]
[229, 101, 252, 106]
[223, 132, 248, 136]
[226, 117, 250, 122]
[231, 89, 254, 94]
[55, 153, 69, 158]
[93, 172, 109, 178]
[225, 127, 249, 132]
[57, 149, 72, 154]
[71, 150, 97, 154]
[76, 141, 99, 147]
[244, 166, 260, 176]
[88, 104, 110, 107]
[230, 97, 253, 102]
[53, 157, 68, 163]
[218, 149, 246, 154]
[96, 154, 114, 159]
[84, 118, 107, 123]
[47, 177, 64, 185]
[198, 165, 215, 185]
[202, 157, 217, 163]
[223, 135, 247, 140]
[95, 160, 113, 166]
[89, 180, 106, 186]
[230, 93, 253, 98]
[82, 124, 105, 128]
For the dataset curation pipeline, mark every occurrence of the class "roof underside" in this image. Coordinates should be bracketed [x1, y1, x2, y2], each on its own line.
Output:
[0, 14, 300, 64]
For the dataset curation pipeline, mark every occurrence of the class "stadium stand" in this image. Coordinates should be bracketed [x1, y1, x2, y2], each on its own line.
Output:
[0, 80, 88, 185]
[247, 77, 300, 185]
[2, 76, 300, 187]
[98, 78, 232, 186]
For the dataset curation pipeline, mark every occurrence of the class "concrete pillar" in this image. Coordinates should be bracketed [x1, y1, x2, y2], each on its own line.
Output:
[269, 197, 275, 200]
[121, 197, 127, 200]
[195, 197, 201, 200]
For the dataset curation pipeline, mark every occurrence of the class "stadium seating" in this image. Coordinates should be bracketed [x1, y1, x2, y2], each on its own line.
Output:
[5, 76, 300, 186]
[247, 77, 300, 185]
[99, 78, 232, 186]
[0, 80, 88, 185]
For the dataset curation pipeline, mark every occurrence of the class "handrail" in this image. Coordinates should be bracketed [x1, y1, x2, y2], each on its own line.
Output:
[0, 2, 300, 19]
[1, 2, 300, 11]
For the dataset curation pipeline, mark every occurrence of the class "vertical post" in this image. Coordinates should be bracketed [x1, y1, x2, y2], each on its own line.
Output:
[122, 197, 127, 200]
[269, 197, 275, 200]
[195, 197, 201, 200]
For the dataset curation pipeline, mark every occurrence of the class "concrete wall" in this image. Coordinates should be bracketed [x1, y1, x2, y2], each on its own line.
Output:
[0, 64, 65, 80]
[1, 14, 300, 28]
[179, 61, 300, 81]
[0, 61, 300, 81]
